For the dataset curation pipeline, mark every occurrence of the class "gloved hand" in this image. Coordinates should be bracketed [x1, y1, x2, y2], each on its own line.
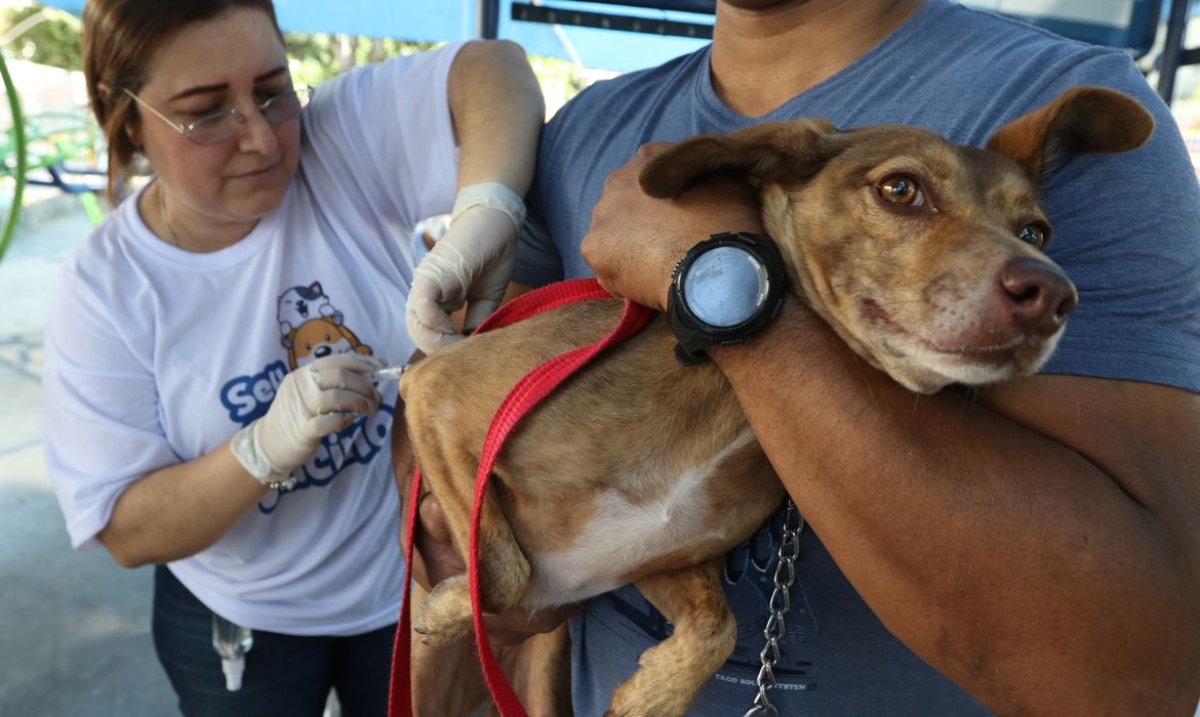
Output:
[406, 183, 526, 355]
[231, 353, 384, 489]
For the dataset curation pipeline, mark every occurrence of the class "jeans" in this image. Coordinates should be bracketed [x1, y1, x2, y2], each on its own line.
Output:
[152, 565, 396, 717]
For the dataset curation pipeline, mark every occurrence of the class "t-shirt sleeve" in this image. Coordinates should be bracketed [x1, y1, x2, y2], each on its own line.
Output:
[42, 249, 179, 549]
[513, 202, 565, 288]
[1031, 53, 1200, 392]
[300, 42, 465, 233]
[512, 94, 582, 287]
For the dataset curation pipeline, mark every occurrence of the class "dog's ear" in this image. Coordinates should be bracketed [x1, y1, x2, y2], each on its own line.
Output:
[985, 86, 1154, 182]
[639, 118, 842, 198]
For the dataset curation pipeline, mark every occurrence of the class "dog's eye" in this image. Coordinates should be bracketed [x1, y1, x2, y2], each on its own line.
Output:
[877, 175, 925, 207]
[1018, 223, 1050, 248]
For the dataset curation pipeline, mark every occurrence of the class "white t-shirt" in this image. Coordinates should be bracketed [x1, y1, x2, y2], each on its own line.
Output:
[42, 43, 464, 636]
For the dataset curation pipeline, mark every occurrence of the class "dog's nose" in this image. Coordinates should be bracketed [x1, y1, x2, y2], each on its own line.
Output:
[999, 258, 1078, 335]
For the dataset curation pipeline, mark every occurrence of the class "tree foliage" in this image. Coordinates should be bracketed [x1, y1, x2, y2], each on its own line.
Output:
[1, 5, 83, 71]
[285, 34, 439, 85]
[0, 3, 439, 83]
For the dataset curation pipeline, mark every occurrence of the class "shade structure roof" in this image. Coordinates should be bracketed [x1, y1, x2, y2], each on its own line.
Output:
[34, 0, 715, 73]
[28, 1, 1182, 95]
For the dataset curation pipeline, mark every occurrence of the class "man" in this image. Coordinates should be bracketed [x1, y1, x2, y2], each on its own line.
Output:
[415, 0, 1200, 713]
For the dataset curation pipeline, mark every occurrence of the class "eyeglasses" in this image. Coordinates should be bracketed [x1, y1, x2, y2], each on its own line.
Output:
[123, 86, 313, 146]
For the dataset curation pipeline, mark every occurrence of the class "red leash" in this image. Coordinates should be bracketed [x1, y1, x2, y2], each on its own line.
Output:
[388, 278, 656, 717]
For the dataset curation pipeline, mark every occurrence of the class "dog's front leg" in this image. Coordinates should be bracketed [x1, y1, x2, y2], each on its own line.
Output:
[608, 558, 736, 717]
[413, 482, 533, 645]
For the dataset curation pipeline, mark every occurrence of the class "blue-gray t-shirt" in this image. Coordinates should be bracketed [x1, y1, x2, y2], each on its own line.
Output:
[514, 1, 1200, 714]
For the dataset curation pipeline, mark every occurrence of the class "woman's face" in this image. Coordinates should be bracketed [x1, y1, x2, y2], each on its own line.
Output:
[130, 7, 300, 235]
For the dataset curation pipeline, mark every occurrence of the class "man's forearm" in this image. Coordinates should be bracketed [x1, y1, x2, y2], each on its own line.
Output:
[711, 297, 1200, 714]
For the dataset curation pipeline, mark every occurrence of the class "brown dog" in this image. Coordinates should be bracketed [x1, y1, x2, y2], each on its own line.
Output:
[400, 86, 1153, 717]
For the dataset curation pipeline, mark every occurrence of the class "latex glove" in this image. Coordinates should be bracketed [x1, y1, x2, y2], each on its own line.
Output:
[406, 183, 525, 355]
[231, 353, 384, 488]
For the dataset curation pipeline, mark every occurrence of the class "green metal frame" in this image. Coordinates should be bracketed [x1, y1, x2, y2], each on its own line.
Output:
[0, 52, 27, 265]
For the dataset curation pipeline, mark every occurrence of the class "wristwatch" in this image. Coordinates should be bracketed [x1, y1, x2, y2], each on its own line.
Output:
[666, 232, 790, 365]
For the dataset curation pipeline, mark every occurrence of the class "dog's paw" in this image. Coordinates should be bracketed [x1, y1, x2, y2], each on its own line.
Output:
[413, 576, 473, 645]
[606, 689, 669, 717]
[412, 623, 468, 646]
[603, 703, 669, 717]
[607, 667, 693, 717]
[605, 699, 687, 717]
[412, 612, 471, 645]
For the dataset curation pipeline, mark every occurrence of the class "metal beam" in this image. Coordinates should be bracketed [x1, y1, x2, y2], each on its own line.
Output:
[1158, 0, 1193, 104]
[479, 0, 500, 38]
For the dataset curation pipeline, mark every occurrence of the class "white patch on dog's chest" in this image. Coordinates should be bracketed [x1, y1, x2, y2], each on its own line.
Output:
[522, 430, 755, 609]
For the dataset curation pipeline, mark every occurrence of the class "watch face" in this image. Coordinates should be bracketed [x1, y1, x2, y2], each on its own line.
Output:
[682, 246, 769, 328]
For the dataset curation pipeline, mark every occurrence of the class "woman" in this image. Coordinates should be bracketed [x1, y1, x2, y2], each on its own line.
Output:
[41, 1, 544, 715]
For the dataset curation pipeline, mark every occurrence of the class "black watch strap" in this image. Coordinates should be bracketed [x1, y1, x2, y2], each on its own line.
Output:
[667, 289, 717, 366]
[667, 232, 789, 366]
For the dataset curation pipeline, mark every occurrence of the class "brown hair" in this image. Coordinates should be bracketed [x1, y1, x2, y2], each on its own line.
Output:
[82, 0, 282, 203]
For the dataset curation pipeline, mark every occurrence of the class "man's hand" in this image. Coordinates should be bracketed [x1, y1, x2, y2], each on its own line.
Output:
[410, 492, 579, 646]
[582, 142, 764, 311]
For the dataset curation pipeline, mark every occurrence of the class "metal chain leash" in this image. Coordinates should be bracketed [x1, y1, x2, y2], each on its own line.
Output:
[743, 498, 804, 717]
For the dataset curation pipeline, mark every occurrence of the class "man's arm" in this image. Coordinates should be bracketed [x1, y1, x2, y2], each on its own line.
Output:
[715, 304, 1200, 715]
[583, 146, 1200, 715]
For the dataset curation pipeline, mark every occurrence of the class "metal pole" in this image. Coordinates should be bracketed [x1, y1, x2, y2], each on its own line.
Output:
[478, 0, 500, 38]
[1158, 0, 1192, 105]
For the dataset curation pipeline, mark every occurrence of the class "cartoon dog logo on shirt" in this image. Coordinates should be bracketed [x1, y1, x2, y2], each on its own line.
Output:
[277, 282, 373, 370]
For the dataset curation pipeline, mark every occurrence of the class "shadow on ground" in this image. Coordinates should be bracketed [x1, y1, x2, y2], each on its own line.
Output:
[0, 483, 176, 716]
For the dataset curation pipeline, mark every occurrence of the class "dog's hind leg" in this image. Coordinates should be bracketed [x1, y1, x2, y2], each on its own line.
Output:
[607, 558, 736, 717]
[413, 482, 533, 645]
[411, 594, 569, 717]
[409, 580, 491, 716]
[484, 626, 574, 717]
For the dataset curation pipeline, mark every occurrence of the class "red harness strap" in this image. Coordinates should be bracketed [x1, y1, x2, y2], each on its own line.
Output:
[388, 278, 656, 717]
